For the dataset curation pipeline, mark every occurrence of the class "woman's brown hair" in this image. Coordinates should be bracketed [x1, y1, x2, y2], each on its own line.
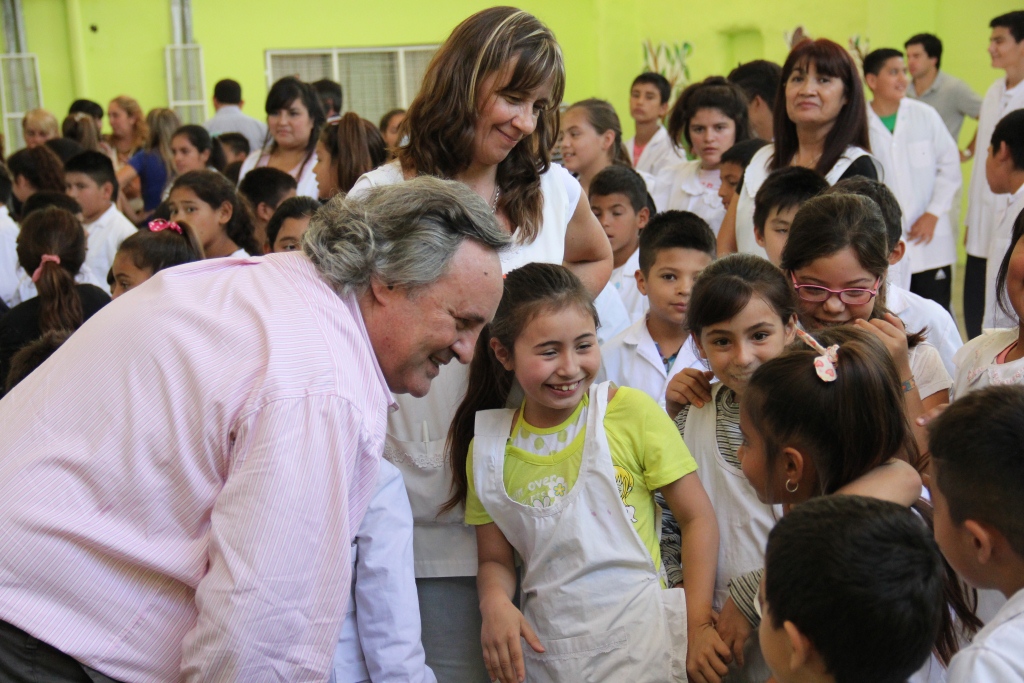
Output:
[110, 95, 149, 153]
[319, 112, 387, 196]
[565, 98, 631, 167]
[16, 207, 87, 333]
[398, 7, 565, 245]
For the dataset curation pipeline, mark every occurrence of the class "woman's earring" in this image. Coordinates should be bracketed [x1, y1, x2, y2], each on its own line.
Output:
[785, 479, 799, 493]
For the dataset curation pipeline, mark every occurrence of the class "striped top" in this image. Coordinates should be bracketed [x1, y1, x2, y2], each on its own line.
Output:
[0, 252, 395, 683]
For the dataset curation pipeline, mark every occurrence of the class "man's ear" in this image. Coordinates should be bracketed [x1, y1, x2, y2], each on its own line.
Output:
[368, 278, 400, 306]
[490, 337, 514, 372]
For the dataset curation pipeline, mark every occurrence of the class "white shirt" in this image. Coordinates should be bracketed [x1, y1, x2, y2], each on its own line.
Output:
[12, 260, 106, 306]
[0, 205, 19, 308]
[965, 77, 1024, 257]
[83, 204, 138, 286]
[625, 125, 684, 176]
[593, 283, 631, 345]
[868, 98, 962, 273]
[238, 148, 321, 199]
[909, 340, 953, 400]
[652, 159, 727, 235]
[947, 587, 1024, 683]
[887, 284, 963, 376]
[204, 105, 268, 154]
[597, 316, 703, 408]
[331, 460, 436, 683]
[952, 328, 1024, 400]
[984, 183, 1024, 328]
[608, 247, 646, 324]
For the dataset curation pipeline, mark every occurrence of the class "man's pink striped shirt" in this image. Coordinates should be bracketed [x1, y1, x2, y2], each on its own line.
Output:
[0, 253, 395, 682]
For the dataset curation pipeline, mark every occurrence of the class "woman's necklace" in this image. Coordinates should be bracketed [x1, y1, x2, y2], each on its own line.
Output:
[491, 184, 501, 214]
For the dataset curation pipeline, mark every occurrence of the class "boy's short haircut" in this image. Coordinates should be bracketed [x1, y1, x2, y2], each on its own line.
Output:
[991, 109, 1024, 170]
[753, 167, 828, 233]
[213, 79, 242, 105]
[217, 132, 250, 157]
[904, 33, 943, 69]
[223, 160, 243, 185]
[46, 138, 84, 164]
[991, 11, 1024, 43]
[0, 163, 12, 206]
[589, 166, 649, 214]
[824, 178, 903, 253]
[639, 210, 715, 274]
[68, 99, 104, 121]
[5, 329, 71, 393]
[64, 151, 119, 202]
[631, 72, 671, 104]
[266, 196, 321, 249]
[312, 79, 344, 114]
[863, 48, 905, 77]
[929, 385, 1024, 557]
[21, 191, 82, 218]
[238, 167, 298, 211]
[764, 495, 944, 683]
[721, 139, 771, 194]
[727, 60, 783, 108]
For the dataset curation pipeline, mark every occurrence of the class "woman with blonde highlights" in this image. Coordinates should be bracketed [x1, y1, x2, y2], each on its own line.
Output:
[348, 7, 613, 681]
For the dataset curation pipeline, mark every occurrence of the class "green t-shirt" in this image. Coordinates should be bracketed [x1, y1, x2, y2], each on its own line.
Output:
[465, 386, 698, 570]
[880, 112, 897, 132]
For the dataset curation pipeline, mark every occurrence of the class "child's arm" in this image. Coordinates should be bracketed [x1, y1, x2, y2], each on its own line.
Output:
[835, 458, 923, 506]
[476, 523, 544, 683]
[716, 194, 739, 255]
[660, 473, 732, 683]
[563, 190, 614, 297]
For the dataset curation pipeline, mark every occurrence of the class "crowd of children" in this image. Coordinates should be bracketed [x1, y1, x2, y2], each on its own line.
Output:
[1, 6, 1024, 683]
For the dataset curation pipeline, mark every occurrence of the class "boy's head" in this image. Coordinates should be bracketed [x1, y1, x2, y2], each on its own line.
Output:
[68, 99, 104, 135]
[718, 138, 770, 209]
[904, 34, 942, 78]
[0, 163, 12, 207]
[63, 151, 118, 222]
[990, 12, 1024, 72]
[217, 132, 250, 165]
[213, 79, 242, 107]
[637, 210, 715, 328]
[760, 495, 944, 683]
[589, 166, 650, 265]
[629, 73, 671, 125]
[753, 167, 828, 266]
[824, 177, 904, 266]
[727, 60, 782, 141]
[929, 385, 1024, 593]
[863, 49, 908, 104]
[5, 329, 71, 394]
[312, 79, 344, 118]
[265, 196, 320, 253]
[986, 109, 1024, 194]
[21, 191, 81, 218]
[238, 167, 298, 244]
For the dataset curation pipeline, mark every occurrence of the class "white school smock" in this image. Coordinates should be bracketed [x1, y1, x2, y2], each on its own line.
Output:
[608, 247, 646, 324]
[887, 285, 963, 376]
[868, 98, 962, 274]
[947, 587, 1024, 683]
[0, 206, 19, 308]
[593, 283, 630, 345]
[952, 328, 1024, 400]
[237, 148, 321, 199]
[471, 382, 687, 682]
[909, 340, 953, 400]
[966, 77, 1024, 258]
[984, 183, 1024, 329]
[597, 316, 702, 409]
[349, 160, 580, 578]
[735, 145, 878, 257]
[83, 204, 138, 287]
[626, 125, 685, 177]
[331, 460, 436, 683]
[652, 159, 726, 235]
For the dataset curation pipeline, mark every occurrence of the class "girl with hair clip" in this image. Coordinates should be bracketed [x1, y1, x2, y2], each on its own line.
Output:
[0, 207, 110, 388]
[347, 8, 613, 680]
[167, 170, 260, 258]
[110, 218, 204, 298]
[62, 112, 102, 152]
[560, 98, 651, 195]
[313, 112, 386, 201]
[722, 39, 881, 257]
[447, 262, 728, 683]
[653, 77, 753, 235]
[237, 76, 325, 199]
[731, 325, 980, 683]
[171, 125, 227, 175]
[117, 108, 181, 222]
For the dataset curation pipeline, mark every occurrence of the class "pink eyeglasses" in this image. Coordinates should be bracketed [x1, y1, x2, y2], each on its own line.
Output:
[790, 273, 881, 305]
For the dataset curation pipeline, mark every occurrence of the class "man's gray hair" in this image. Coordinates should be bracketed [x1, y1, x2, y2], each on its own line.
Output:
[303, 176, 510, 295]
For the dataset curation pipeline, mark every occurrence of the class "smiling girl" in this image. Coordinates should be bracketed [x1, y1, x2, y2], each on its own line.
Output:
[559, 98, 635, 194]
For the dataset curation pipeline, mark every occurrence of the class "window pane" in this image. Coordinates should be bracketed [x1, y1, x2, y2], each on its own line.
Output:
[269, 53, 333, 85]
[402, 49, 436, 105]
[337, 51, 399, 125]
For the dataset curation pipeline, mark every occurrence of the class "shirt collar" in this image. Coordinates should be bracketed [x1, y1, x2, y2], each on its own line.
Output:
[338, 287, 399, 412]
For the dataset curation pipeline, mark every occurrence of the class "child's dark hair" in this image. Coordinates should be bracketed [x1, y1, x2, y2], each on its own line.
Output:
[46, 138, 84, 164]
[719, 138, 769, 187]
[172, 125, 226, 173]
[213, 79, 242, 105]
[266, 196, 320, 249]
[825, 177, 903, 254]
[7, 145, 65, 193]
[588, 165, 649, 214]
[631, 72, 671, 104]
[930, 385, 1024, 558]
[68, 99, 104, 121]
[238, 167, 298, 213]
[904, 34, 942, 68]
[117, 220, 204, 274]
[667, 76, 752, 151]
[318, 112, 387, 195]
[753, 167, 827, 233]
[444, 263, 598, 513]
[64, 151, 119, 202]
[639, 210, 716, 275]
[727, 60, 783, 109]
[687, 254, 796, 338]
[991, 109, 1024, 170]
[996, 210, 1024, 320]
[0, 163, 12, 206]
[264, 76, 325, 171]
[62, 113, 101, 152]
[21, 192, 81, 217]
[217, 132, 250, 158]
[764, 495, 945, 683]
[171, 170, 260, 256]
[991, 10, 1024, 42]
[5, 329, 71, 394]
[16, 207, 87, 334]
[312, 78, 343, 115]
[379, 108, 406, 135]
[566, 99, 631, 167]
[863, 48, 904, 77]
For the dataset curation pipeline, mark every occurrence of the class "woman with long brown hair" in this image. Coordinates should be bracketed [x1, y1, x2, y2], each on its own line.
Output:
[116, 108, 181, 223]
[348, 7, 613, 681]
[312, 112, 386, 200]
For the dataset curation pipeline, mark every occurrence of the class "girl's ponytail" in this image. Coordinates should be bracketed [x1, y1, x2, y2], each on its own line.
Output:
[17, 207, 87, 334]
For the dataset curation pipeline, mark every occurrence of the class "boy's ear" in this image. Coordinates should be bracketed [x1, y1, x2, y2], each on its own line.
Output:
[634, 268, 648, 296]
[888, 239, 906, 267]
[864, 73, 878, 92]
[256, 201, 275, 224]
[784, 620, 813, 672]
[657, 101, 669, 119]
[963, 519, 997, 566]
[636, 206, 650, 229]
[489, 337, 514, 372]
[754, 225, 766, 248]
[101, 181, 114, 201]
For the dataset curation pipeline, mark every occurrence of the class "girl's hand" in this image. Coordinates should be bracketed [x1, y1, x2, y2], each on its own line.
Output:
[666, 368, 715, 415]
[715, 597, 752, 668]
[480, 596, 544, 683]
[854, 313, 911, 379]
[688, 621, 732, 683]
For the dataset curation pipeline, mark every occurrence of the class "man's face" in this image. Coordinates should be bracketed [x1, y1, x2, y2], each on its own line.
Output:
[905, 44, 937, 79]
[369, 240, 504, 397]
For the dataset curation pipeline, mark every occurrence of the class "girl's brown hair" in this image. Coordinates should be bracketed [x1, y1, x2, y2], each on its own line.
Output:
[398, 7, 565, 245]
[145, 108, 182, 179]
[16, 207, 87, 333]
[7, 145, 65, 195]
[62, 113, 101, 152]
[319, 112, 387, 196]
[170, 170, 260, 256]
[110, 95, 149, 153]
[565, 98, 631, 168]
[667, 76, 753, 152]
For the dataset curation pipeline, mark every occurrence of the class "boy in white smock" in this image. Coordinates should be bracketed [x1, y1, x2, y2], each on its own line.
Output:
[626, 73, 683, 176]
